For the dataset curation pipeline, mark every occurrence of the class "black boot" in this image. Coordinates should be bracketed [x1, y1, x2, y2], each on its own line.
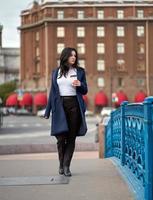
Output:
[59, 165, 64, 175]
[56, 135, 66, 175]
[63, 166, 71, 177]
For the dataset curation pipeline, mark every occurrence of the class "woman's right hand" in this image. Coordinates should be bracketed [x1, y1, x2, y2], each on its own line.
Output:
[72, 79, 81, 87]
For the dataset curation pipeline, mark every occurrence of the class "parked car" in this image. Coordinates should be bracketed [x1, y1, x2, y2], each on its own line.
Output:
[1, 107, 9, 116]
[85, 110, 94, 117]
[7, 107, 16, 114]
[95, 107, 114, 143]
[37, 108, 92, 118]
[100, 107, 115, 117]
[95, 115, 110, 143]
[101, 115, 110, 126]
[0, 103, 3, 128]
[16, 108, 31, 115]
[37, 109, 46, 117]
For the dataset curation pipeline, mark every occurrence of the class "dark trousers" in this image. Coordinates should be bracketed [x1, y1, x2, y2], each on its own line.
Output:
[56, 96, 81, 167]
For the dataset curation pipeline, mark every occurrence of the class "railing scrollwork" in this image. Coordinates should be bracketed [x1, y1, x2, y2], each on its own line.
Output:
[105, 97, 153, 200]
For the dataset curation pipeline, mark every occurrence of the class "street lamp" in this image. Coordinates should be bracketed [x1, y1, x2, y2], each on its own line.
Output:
[145, 19, 150, 96]
[110, 66, 113, 107]
[0, 97, 3, 128]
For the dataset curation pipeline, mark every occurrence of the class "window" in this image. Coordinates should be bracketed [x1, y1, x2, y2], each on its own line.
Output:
[137, 26, 144, 37]
[79, 60, 85, 68]
[117, 59, 125, 71]
[117, 43, 125, 54]
[118, 77, 124, 87]
[97, 43, 105, 54]
[138, 43, 145, 53]
[57, 27, 65, 37]
[97, 60, 105, 71]
[97, 77, 105, 87]
[137, 10, 144, 18]
[77, 43, 85, 54]
[57, 11, 64, 19]
[36, 31, 40, 41]
[36, 47, 40, 57]
[57, 60, 60, 67]
[117, 10, 124, 19]
[36, 62, 40, 73]
[77, 11, 84, 19]
[57, 43, 65, 54]
[137, 78, 145, 86]
[117, 26, 124, 37]
[97, 10, 104, 19]
[97, 26, 105, 37]
[137, 62, 145, 71]
[77, 27, 85, 37]
[0, 55, 4, 67]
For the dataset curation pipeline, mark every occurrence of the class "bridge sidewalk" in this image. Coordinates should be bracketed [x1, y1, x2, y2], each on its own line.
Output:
[0, 152, 134, 200]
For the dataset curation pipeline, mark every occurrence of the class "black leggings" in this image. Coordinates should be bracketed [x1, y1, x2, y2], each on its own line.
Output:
[55, 96, 81, 167]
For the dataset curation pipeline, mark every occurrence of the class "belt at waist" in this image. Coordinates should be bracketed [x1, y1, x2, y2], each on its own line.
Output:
[60, 96, 77, 100]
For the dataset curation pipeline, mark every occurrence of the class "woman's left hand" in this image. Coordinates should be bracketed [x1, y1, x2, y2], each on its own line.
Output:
[72, 80, 81, 87]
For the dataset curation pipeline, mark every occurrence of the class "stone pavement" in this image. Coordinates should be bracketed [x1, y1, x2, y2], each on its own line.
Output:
[0, 137, 98, 154]
[0, 152, 134, 200]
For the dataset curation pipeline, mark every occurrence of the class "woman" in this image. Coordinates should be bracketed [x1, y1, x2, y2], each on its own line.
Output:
[44, 47, 88, 176]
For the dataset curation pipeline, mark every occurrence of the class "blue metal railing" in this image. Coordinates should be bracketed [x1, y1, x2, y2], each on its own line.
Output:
[105, 97, 153, 200]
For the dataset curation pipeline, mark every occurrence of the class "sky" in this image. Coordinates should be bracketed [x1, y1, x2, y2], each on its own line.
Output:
[0, 0, 33, 47]
[0, 0, 147, 47]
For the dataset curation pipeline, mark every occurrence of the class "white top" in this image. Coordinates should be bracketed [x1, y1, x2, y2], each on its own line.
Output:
[57, 68, 77, 96]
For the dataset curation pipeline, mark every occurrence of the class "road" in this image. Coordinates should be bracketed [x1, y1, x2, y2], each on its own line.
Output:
[0, 115, 101, 151]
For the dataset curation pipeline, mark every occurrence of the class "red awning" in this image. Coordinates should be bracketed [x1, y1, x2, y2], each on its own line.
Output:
[83, 95, 88, 104]
[95, 91, 108, 106]
[34, 93, 47, 106]
[6, 93, 18, 106]
[115, 91, 128, 106]
[134, 91, 147, 103]
[19, 93, 33, 106]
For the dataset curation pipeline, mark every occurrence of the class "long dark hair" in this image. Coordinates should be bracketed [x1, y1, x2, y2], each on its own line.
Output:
[58, 47, 78, 78]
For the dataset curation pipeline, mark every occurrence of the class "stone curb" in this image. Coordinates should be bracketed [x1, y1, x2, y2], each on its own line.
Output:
[0, 143, 99, 155]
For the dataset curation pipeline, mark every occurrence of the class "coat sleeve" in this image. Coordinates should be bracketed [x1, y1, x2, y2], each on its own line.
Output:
[76, 69, 88, 95]
[44, 73, 54, 118]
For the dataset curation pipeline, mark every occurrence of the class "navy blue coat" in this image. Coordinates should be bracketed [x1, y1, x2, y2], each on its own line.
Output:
[44, 67, 88, 136]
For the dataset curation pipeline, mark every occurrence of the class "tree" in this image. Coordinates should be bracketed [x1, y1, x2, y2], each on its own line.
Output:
[0, 81, 17, 105]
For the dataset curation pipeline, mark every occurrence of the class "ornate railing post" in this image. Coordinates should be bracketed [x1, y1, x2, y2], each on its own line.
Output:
[104, 125, 107, 158]
[110, 112, 113, 157]
[104, 113, 113, 158]
[121, 101, 128, 166]
[144, 97, 153, 200]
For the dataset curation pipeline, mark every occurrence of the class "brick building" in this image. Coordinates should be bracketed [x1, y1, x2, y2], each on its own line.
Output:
[19, 0, 153, 110]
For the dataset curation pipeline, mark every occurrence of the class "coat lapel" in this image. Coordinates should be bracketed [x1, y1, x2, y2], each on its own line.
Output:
[53, 68, 60, 95]
[77, 67, 81, 81]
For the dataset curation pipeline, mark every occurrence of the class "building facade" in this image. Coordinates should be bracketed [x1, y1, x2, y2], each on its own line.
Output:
[19, 0, 153, 110]
[0, 26, 20, 85]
